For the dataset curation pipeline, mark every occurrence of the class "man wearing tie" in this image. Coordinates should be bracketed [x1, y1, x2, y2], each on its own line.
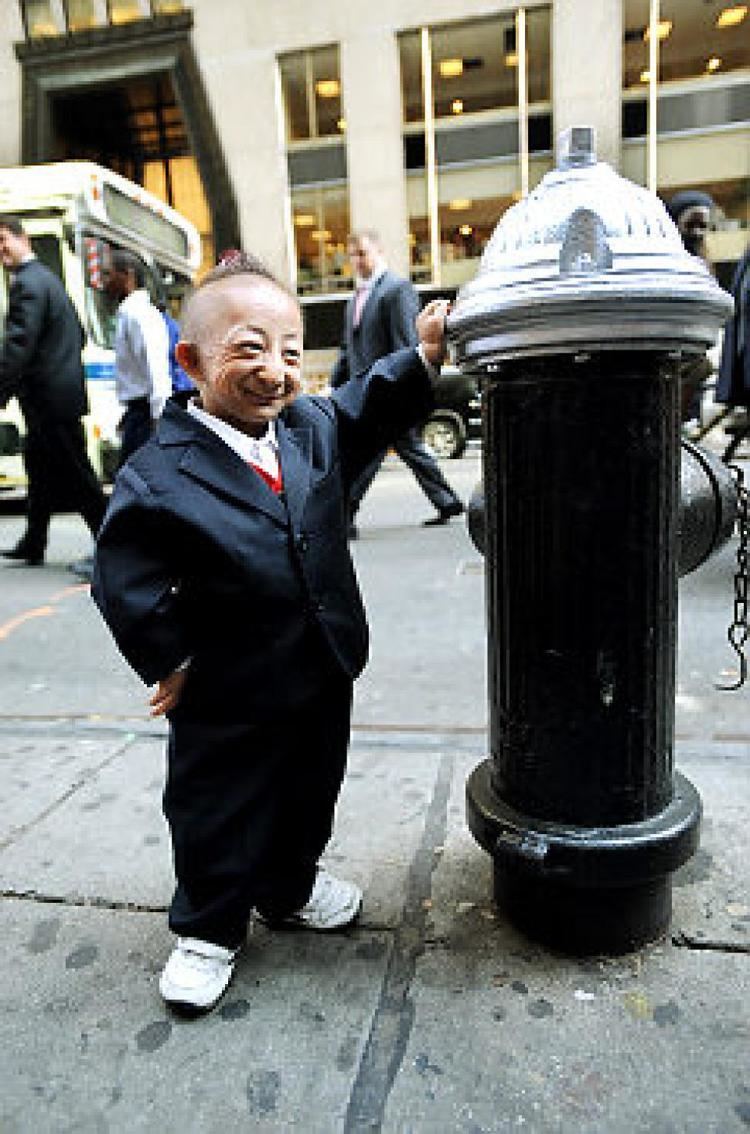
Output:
[330, 230, 464, 537]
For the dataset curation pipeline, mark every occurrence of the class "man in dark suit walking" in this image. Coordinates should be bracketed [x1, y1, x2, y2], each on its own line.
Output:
[0, 216, 106, 567]
[330, 230, 463, 537]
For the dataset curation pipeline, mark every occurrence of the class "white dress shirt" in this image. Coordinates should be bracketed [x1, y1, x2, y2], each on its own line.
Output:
[114, 289, 171, 419]
[187, 401, 280, 481]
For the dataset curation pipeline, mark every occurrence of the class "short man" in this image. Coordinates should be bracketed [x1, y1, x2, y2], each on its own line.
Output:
[331, 230, 464, 535]
[104, 250, 171, 465]
[0, 216, 106, 568]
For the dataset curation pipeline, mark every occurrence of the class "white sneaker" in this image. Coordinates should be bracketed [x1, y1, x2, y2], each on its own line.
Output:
[159, 937, 239, 1012]
[257, 870, 362, 931]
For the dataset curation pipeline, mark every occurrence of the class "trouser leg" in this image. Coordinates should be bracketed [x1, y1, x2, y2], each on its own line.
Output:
[349, 453, 385, 518]
[22, 428, 52, 557]
[394, 427, 461, 511]
[55, 419, 107, 538]
[165, 675, 353, 946]
[118, 400, 153, 466]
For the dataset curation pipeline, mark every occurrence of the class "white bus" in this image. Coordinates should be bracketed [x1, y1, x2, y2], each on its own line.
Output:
[0, 161, 201, 488]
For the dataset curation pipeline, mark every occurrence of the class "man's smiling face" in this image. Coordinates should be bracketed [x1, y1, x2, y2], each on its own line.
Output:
[177, 275, 303, 437]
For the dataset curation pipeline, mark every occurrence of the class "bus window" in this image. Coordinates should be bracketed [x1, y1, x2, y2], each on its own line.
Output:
[29, 234, 64, 281]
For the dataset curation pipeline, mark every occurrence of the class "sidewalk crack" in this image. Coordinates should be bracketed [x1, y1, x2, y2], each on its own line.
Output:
[344, 750, 454, 1134]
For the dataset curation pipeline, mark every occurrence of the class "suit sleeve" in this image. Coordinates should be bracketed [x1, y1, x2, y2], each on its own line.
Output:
[386, 279, 420, 352]
[91, 464, 192, 687]
[331, 346, 434, 483]
[329, 303, 352, 389]
[0, 273, 45, 403]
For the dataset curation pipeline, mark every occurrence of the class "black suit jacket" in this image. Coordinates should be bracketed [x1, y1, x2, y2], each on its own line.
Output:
[92, 347, 433, 719]
[0, 259, 88, 422]
[330, 270, 420, 389]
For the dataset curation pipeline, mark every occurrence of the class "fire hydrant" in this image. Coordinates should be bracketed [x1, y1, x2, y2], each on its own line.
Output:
[447, 126, 734, 954]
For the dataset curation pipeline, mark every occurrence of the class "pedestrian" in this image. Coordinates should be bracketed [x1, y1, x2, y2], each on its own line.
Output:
[715, 243, 750, 461]
[157, 297, 196, 408]
[91, 251, 449, 1014]
[103, 250, 171, 465]
[0, 216, 107, 572]
[666, 190, 716, 423]
[330, 229, 464, 537]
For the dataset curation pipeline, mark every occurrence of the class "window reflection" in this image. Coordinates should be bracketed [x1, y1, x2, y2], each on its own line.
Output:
[400, 8, 552, 286]
[109, 0, 150, 24]
[624, 0, 748, 85]
[291, 186, 350, 294]
[279, 46, 344, 143]
[22, 0, 64, 37]
[65, 0, 104, 32]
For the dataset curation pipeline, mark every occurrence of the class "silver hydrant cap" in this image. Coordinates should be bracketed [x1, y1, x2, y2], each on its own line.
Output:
[447, 127, 733, 365]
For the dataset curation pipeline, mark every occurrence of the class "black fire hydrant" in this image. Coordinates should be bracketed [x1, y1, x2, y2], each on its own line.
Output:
[448, 127, 734, 954]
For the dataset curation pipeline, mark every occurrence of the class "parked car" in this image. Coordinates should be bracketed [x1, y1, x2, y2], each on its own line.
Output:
[421, 365, 482, 458]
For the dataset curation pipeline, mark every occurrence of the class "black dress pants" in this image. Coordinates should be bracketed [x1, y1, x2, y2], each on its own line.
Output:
[164, 672, 353, 946]
[350, 426, 461, 518]
[24, 415, 107, 558]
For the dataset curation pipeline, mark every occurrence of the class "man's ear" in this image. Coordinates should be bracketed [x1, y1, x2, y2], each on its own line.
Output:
[175, 341, 201, 380]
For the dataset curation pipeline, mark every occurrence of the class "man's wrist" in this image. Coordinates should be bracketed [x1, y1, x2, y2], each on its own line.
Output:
[416, 342, 440, 379]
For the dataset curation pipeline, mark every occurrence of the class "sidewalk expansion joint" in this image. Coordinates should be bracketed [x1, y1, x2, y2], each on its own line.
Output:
[0, 888, 167, 915]
[0, 732, 137, 852]
[344, 750, 454, 1134]
[672, 931, 750, 955]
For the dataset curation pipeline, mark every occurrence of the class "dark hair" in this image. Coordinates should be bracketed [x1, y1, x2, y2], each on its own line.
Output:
[0, 215, 27, 238]
[110, 249, 146, 288]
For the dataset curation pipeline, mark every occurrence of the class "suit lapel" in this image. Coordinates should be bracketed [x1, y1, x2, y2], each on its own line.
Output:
[276, 419, 312, 535]
[175, 424, 288, 527]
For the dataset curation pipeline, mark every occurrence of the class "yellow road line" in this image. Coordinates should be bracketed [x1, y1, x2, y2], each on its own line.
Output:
[0, 606, 55, 641]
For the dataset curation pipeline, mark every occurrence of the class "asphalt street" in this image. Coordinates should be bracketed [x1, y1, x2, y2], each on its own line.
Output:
[0, 445, 748, 1133]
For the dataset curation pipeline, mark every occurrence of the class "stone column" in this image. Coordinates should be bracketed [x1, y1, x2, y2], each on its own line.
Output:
[340, 29, 411, 277]
[552, 0, 623, 169]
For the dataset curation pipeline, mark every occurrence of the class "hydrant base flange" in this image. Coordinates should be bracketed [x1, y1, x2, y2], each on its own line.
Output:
[466, 760, 701, 954]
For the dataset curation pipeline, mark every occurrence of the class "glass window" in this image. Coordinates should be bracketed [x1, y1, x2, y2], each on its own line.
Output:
[22, 0, 64, 37]
[623, 0, 749, 271]
[279, 46, 344, 144]
[291, 186, 350, 295]
[65, 0, 106, 31]
[108, 0, 150, 24]
[625, 0, 749, 85]
[151, 0, 183, 11]
[400, 8, 552, 286]
[400, 10, 551, 125]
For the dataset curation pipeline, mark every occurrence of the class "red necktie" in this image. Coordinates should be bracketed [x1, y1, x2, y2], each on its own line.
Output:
[249, 461, 283, 494]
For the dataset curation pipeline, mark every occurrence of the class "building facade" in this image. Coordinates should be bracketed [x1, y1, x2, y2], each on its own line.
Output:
[2, 0, 748, 373]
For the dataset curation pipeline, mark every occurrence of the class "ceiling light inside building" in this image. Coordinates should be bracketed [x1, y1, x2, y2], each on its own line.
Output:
[452, 99, 464, 114]
[315, 79, 340, 99]
[311, 229, 332, 240]
[294, 214, 315, 227]
[706, 56, 722, 71]
[448, 198, 472, 211]
[505, 51, 519, 67]
[716, 5, 747, 28]
[640, 69, 652, 82]
[439, 58, 464, 78]
[459, 224, 473, 236]
[643, 19, 673, 41]
[337, 118, 347, 131]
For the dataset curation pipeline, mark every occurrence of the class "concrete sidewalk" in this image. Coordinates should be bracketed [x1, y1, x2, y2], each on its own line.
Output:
[1, 718, 748, 1133]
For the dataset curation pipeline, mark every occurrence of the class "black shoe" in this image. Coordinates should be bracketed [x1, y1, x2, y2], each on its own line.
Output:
[422, 501, 465, 527]
[2, 544, 44, 566]
[347, 523, 359, 540]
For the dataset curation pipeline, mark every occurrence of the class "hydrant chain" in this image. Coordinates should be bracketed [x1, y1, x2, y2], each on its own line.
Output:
[718, 463, 748, 691]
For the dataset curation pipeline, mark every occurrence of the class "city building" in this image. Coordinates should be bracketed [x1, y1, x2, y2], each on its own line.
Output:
[2, 0, 748, 379]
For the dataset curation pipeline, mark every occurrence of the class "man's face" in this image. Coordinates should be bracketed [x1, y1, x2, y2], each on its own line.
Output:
[678, 207, 710, 257]
[102, 264, 130, 301]
[180, 276, 303, 436]
[0, 226, 31, 269]
[348, 236, 380, 281]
